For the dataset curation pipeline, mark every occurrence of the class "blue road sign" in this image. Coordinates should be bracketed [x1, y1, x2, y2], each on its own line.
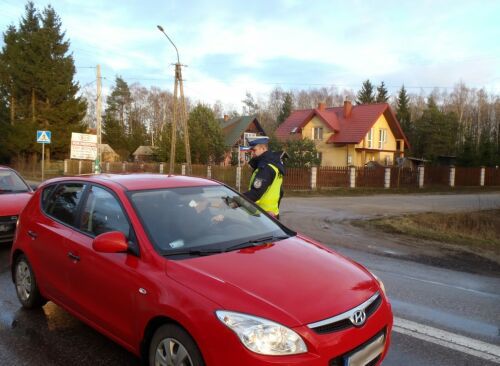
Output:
[37, 130, 51, 144]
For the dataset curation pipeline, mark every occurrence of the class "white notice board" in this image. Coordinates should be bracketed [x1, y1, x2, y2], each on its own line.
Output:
[70, 133, 97, 160]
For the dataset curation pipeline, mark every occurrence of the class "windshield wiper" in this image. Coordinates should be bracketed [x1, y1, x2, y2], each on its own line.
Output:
[225, 235, 289, 252]
[0, 189, 14, 194]
[163, 248, 224, 257]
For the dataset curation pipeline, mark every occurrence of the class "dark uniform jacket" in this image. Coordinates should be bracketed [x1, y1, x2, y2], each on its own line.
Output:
[243, 150, 285, 205]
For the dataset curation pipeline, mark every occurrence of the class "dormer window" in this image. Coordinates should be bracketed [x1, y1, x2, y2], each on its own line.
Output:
[291, 127, 298, 133]
[313, 127, 323, 140]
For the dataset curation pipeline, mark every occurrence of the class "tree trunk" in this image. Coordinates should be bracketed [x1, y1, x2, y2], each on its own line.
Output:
[32, 88, 36, 122]
[10, 95, 15, 125]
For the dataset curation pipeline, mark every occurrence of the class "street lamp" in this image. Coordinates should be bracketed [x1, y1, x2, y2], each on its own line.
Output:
[157, 25, 191, 175]
[157, 25, 180, 64]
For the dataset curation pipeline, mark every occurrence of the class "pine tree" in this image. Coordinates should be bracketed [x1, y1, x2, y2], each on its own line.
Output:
[396, 85, 411, 142]
[413, 97, 459, 161]
[376, 81, 389, 103]
[0, 2, 86, 161]
[277, 93, 293, 125]
[103, 77, 131, 159]
[187, 104, 225, 164]
[356, 79, 375, 104]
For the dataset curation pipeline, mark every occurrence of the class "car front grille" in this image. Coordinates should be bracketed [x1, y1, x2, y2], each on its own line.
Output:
[308, 292, 382, 334]
[0, 215, 18, 243]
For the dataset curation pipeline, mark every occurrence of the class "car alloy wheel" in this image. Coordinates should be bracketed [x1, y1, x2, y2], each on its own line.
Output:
[13, 254, 46, 308]
[149, 324, 204, 366]
[15, 259, 32, 302]
[155, 338, 193, 366]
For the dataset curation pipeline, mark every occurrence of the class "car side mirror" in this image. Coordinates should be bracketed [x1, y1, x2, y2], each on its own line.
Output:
[93, 231, 129, 253]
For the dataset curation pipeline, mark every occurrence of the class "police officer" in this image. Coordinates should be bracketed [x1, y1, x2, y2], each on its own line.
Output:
[243, 136, 285, 219]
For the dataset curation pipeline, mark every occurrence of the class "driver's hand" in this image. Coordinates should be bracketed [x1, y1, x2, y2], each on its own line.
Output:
[211, 214, 224, 223]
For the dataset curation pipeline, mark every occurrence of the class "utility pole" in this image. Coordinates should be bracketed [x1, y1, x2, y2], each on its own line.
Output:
[157, 25, 191, 175]
[95, 64, 102, 173]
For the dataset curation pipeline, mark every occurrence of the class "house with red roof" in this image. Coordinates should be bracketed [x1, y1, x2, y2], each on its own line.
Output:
[218, 114, 267, 166]
[276, 101, 409, 166]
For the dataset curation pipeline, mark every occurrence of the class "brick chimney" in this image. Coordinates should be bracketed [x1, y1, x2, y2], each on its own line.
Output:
[343, 100, 352, 118]
[223, 114, 229, 121]
[317, 102, 326, 111]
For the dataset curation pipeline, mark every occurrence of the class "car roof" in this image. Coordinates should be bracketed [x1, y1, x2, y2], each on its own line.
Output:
[42, 173, 220, 191]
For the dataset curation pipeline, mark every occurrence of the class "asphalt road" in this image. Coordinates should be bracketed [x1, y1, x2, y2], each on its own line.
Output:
[281, 192, 500, 365]
[1, 192, 499, 365]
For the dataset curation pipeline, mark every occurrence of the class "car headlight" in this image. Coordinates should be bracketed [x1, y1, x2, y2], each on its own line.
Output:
[370, 272, 387, 296]
[216, 310, 307, 355]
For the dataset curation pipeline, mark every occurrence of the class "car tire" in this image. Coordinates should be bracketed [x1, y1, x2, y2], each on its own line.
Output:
[149, 324, 205, 366]
[14, 254, 46, 308]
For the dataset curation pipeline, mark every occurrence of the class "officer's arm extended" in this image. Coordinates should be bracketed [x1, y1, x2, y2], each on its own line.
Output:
[243, 166, 276, 202]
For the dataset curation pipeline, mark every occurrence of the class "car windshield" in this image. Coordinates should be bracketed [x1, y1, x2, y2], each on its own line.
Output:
[0, 170, 30, 193]
[129, 185, 293, 257]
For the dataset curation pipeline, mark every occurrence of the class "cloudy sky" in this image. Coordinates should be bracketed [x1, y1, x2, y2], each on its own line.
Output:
[1, 0, 499, 110]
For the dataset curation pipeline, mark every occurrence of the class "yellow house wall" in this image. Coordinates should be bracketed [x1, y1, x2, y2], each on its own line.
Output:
[303, 116, 346, 166]
[301, 113, 401, 166]
[358, 114, 398, 165]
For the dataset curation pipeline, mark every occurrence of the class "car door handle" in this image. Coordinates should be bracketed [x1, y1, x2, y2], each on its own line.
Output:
[27, 230, 38, 239]
[67, 252, 80, 262]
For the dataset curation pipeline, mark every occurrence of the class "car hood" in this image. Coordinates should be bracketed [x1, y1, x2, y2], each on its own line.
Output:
[165, 235, 378, 327]
[0, 192, 32, 217]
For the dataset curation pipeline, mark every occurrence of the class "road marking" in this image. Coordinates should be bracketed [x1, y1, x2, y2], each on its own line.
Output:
[393, 317, 500, 363]
[395, 273, 500, 299]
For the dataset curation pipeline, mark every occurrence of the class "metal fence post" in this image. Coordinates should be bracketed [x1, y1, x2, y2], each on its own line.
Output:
[122, 162, 126, 172]
[64, 159, 68, 175]
[236, 166, 242, 192]
[207, 165, 212, 179]
[78, 160, 82, 175]
[480, 166, 485, 186]
[311, 166, 317, 190]
[418, 165, 424, 188]
[349, 166, 356, 188]
[449, 166, 455, 187]
[160, 163, 164, 174]
[106, 162, 110, 173]
[182, 164, 186, 175]
[384, 167, 391, 189]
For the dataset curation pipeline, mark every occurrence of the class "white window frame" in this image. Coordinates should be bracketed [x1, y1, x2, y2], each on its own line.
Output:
[312, 127, 323, 140]
[367, 128, 373, 148]
[378, 129, 387, 149]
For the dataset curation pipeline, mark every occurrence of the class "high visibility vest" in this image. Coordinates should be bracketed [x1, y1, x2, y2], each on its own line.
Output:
[249, 164, 283, 215]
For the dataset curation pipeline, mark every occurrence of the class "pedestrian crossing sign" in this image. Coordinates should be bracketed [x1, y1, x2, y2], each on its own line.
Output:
[37, 130, 51, 144]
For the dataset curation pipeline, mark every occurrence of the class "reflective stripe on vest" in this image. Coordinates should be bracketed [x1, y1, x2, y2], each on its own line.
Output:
[249, 164, 283, 215]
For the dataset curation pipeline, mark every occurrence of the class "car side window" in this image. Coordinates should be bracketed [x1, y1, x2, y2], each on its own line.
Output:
[44, 183, 86, 226]
[79, 185, 130, 237]
[41, 185, 57, 210]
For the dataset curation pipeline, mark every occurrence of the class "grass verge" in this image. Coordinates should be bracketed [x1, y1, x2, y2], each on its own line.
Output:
[354, 209, 500, 249]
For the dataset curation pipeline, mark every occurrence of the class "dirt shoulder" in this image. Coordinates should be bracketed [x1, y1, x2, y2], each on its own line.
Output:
[280, 193, 500, 276]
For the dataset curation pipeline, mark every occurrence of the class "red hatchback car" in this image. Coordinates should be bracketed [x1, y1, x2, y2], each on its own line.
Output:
[11, 174, 392, 366]
[0, 166, 33, 244]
